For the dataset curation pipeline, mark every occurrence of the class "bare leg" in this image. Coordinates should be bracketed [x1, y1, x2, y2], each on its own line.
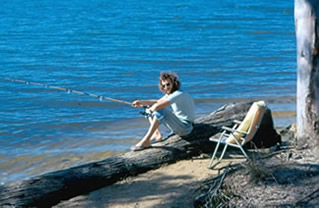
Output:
[147, 116, 162, 141]
[135, 116, 160, 147]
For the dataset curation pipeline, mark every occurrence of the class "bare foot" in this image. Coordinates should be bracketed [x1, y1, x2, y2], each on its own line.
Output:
[151, 130, 163, 142]
[151, 136, 163, 142]
[135, 140, 151, 147]
[130, 144, 151, 151]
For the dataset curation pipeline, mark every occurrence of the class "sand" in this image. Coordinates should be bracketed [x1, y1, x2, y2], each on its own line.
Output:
[54, 154, 245, 208]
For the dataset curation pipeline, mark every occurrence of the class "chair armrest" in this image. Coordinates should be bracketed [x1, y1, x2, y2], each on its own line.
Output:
[222, 126, 248, 135]
[221, 126, 235, 132]
[234, 129, 248, 135]
[233, 120, 242, 124]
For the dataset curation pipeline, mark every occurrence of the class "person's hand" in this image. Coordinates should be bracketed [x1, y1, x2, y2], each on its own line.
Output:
[132, 100, 142, 108]
[148, 105, 156, 114]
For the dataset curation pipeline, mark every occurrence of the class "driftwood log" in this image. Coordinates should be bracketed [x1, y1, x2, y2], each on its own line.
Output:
[0, 101, 281, 207]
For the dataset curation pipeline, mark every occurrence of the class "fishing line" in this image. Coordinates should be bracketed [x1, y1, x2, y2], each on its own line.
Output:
[3, 77, 133, 106]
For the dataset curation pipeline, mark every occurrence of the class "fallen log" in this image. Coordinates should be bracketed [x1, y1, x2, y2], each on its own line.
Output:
[0, 101, 281, 207]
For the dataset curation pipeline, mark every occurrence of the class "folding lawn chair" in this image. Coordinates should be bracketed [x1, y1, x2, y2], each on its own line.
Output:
[208, 100, 267, 169]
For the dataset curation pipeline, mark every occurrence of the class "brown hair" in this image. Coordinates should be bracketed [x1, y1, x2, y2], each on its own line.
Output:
[158, 71, 181, 93]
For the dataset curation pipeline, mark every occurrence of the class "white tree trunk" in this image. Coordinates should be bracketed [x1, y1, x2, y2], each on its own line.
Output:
[295, 0, 319, 156]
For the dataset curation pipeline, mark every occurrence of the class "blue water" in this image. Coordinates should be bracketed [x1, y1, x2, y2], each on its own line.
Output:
[0, 0, 296, 183]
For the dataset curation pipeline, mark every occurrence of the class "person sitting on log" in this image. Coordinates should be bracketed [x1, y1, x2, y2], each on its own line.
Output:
[131, 71, 195, 151]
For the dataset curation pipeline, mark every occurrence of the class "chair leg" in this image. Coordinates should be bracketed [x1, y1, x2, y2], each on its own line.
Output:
[208, 140, 221, 168]
[229, 133, 249, 160]
[218, 144, 228, 163]
[238, 145, 249, 159]
[208, 143, 229, 169]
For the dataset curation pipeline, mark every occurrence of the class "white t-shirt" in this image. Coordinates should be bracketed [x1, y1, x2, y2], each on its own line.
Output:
[163, 90, 195, 123]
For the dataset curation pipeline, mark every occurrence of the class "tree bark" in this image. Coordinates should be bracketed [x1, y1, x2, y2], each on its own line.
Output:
[0, 101, 280, 208]
[295, 0, 319, 155]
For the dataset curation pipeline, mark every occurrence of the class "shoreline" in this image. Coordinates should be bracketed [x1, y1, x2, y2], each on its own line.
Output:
[1, 110, 295, 185]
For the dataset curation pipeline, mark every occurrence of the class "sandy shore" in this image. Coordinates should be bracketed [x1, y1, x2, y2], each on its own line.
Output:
[52, 126, 318, 208]
[54, 153, 246, 208]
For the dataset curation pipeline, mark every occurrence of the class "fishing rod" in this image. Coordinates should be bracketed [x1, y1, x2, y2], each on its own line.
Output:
[3, 77, 133, 106]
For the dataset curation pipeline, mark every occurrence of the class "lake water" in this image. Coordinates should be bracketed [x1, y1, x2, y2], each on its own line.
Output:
[0, 0, 296, 184]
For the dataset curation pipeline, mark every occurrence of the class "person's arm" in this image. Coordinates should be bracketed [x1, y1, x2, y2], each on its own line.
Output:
[132, 100, 157, 108]
[148, 98, 171, 113]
